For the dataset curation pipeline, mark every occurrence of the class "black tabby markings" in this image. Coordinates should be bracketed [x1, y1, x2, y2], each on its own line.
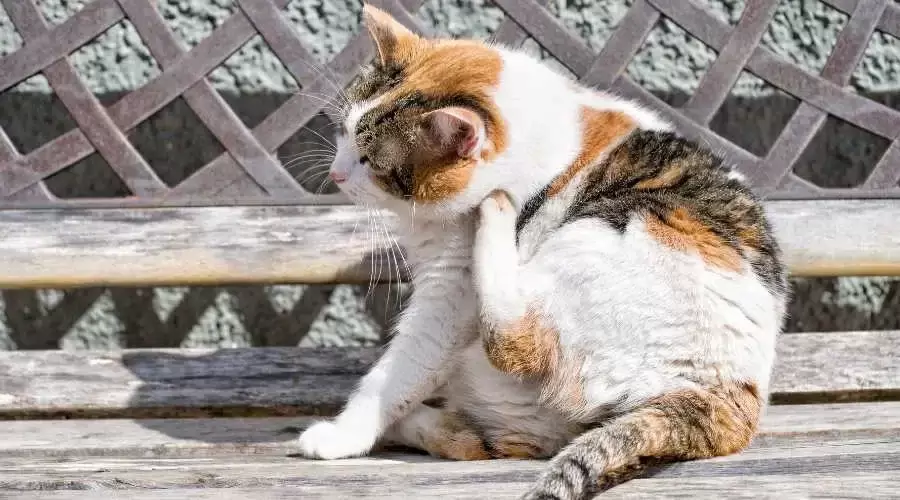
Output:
[519, 129, 786, 296]
[515, 184, 551, 243]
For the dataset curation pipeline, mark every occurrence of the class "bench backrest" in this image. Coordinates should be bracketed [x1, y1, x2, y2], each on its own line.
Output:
[1, 0, 899, 288]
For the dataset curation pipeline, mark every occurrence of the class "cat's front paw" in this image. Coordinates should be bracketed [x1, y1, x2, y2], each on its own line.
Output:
[478, 190, 516, 227]
[296, 420, 377, 460]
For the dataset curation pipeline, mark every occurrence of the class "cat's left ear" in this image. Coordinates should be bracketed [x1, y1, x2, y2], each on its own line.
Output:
[424, 107, 486, 159]
[362, 4, 420, 66]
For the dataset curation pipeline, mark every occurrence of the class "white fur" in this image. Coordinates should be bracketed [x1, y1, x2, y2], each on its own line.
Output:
[299, 41, 784, 460]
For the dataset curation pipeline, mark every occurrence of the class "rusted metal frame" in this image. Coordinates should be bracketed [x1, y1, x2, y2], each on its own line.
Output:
[820, 0, 900, 38]
[0, 0, 124, 94]
[2, 0, 169, 197]
[762, 0, 890, 192]
[579, 0, 661, 89]
[649, 0, 898, 196]
[864, 142, 900, 190]
[0, 0, 294, 200]
[0, 100, 54, 202]
[115, 0, 302, 198]
[491, 0, 594, 76]
[680, 0, 779, 124]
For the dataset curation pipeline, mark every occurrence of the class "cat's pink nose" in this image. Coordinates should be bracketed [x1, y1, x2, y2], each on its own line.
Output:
[329, 171, 347, 183]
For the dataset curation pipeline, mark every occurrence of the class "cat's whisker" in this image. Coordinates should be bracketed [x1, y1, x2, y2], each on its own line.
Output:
[301, 126, 340, 153]
[365, 208, 382, 301]
[376, 211, 410, 280]
[372, 213, 398, 311]
[282, 154, 336, 170]
[312, 173, 336, 196]
[303, 169, 332, 186]
[292, 91, 346, 117]
[376, 212, 409, 310]
[374, 215, 397, 313]
[285, 56, 352, 107]
[281, 146, 336, 159]
[282, 153, 336, 165]
[281, 150, 334, 161]
[281, 149, 335, 162]
[297, 87, 351, 112]
[284, 163, 332, 182]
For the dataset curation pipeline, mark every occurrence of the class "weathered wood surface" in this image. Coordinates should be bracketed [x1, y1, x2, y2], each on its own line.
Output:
[0, 402, 897, 497]
[1, 200, 899, 289]
[0, 402, 897, 459]
[0, 331, 896, 418]
[6, 475, 898, 499]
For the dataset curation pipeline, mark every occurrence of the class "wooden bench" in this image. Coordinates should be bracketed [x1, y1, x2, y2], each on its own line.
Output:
[1, 0, 899, 498]
[0, 203, 898, 498]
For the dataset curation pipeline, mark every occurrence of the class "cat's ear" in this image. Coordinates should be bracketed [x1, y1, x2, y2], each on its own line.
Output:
[424, 107, 486, 159]
[362, 4, 420, 66]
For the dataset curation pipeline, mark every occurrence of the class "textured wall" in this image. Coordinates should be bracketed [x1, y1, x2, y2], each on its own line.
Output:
[0, 0, 898, 350]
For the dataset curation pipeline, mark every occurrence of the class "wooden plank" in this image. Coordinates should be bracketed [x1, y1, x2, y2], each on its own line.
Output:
[0, 205, 395, 288]
[768, 199, 900, 277]
[4, 475, 899, 499]
[0, 402, 896, 459]
[771, 330, 900, 404]
[0, 403, 897, 495]
[0, 200, 898, 288]
[0, 332, 896, 418]
[0, 347, 377, 418]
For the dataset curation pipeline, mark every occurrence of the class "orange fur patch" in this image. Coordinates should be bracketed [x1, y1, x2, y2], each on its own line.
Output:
[547, 108, 635, 196]
[491, 434, 547, 459]
[422, 412, 491, 461]
[396, 42, 506, 203]
[484, 309, 560, 378]
[643, 381, 761, 458]
[634, 162, 686, 190]
[645, 207, 743, 271]
[485, 307, 588, 418]
[413, 160, 477, 201]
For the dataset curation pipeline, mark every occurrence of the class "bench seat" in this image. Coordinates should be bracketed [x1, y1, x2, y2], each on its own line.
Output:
[0, 337, 897, 498]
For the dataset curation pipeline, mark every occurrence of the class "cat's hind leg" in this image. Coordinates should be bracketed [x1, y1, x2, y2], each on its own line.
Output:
[381, 404, 491, 461]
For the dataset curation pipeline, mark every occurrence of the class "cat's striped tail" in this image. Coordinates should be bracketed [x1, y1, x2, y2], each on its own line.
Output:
[522, 382, 761, 500]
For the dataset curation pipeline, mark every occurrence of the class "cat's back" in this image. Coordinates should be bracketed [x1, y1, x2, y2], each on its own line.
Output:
[569, 129, 786, 299]
[514, 127, 788, 406]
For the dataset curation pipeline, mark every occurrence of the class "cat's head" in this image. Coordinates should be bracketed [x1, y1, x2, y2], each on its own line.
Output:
[329, 5, 536, 218]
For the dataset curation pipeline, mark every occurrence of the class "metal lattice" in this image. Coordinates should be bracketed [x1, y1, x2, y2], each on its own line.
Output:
[0, 0, 898, 208]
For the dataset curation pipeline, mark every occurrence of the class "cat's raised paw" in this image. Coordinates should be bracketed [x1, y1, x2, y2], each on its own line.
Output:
[485, 190, 514, 212]
[295, 420, 377, 460]
[479, 190, 515, 225]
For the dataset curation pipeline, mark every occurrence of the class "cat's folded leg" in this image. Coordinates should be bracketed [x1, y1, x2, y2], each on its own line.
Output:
[297, 270, 477, 460]
[381, 404, 491, 460]
[474, 191, 527, 326]
[474, 191, 558, 379]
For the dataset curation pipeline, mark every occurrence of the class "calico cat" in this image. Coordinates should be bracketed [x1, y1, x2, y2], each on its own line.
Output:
[297, 5, 788, 499]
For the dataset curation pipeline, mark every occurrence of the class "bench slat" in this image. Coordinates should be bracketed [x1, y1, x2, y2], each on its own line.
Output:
[5, 475, 898, 500]
[1, 200, 898, 288]
[0, 331, 897, 418]
[0, 402, 897, 496]
[0, 402, 896, 459]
